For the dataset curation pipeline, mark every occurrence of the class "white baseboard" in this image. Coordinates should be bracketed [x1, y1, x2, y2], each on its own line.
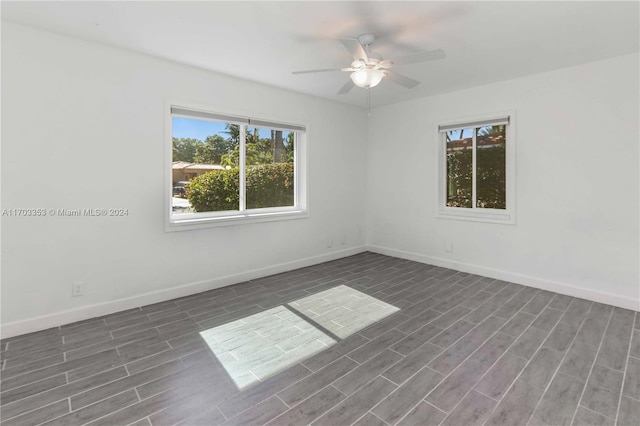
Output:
[4, 244, 637, 338]
[368, 244, 640, 311]
[1, 246, 367, 339]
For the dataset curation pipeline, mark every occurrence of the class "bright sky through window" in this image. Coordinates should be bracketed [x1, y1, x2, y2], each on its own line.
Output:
[172, 117, 273, 140]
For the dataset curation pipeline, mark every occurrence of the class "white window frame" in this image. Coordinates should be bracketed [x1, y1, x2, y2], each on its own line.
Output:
[165, 101, 308, 232]
[436, 111, 516, 224]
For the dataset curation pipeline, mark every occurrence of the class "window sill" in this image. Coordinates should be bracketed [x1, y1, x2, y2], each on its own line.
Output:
[436, 207, 515, 225]
[166, 209, 308, 232]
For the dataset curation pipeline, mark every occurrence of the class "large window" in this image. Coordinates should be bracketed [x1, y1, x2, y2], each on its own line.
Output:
[437, 114, 515, 223]
[167, 105, 307, 229]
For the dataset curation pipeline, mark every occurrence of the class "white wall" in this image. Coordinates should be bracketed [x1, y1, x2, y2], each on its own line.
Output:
[1, 23, 368, 336]
[366, 53, 640, 310]
[3, 23, 638, 338]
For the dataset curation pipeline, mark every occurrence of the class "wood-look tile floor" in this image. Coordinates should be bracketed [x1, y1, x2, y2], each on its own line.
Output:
[1, 252, 638, 426]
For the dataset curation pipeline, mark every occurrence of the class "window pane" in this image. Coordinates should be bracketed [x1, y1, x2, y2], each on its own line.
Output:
[171, 117, 239, 214]
[476, 125, 506, 209]
[446, 128, 473, 208]
[245, 127, 295, 209]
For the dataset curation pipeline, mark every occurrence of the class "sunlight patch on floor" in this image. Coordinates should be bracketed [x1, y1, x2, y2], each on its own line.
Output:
[288, 285, 400, 338]
[200, 306, 335, 389]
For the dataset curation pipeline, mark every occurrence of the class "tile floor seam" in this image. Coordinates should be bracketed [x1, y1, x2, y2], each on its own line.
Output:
[73, 383, 142, 412]
[81, 391, 148, 426]
[381, 373, 402, 387]
[125, 346, 186, 373]
[213, 367, 314, 423]
[624, 394, 640, 402]
[31, 405, 63, 426]
[61, 390, 134, 426]
[387, 348, 406, 358]
[290, 384, 349, 424]
[473, 387, 500, 402]
[427, 400, 449, 416]
[367, 364, 440, 424]
[370, 411, 392, 425]
[569, 306, 615, 426]
[275, 361, 336, 398]
[110, 317, 191, 340]
[511, 353, 529, 362]
[523, 299, 596, 426]
[65, 366, 161, 409]
[558, 306, 592, 327]
[394, 399, 445, 426]
[0, 363, 132, 415]
[216, 401, 230, 421]
[421, 322, 488, 372]
[351, 409, 389, 426]
[613, 310, 637, 425]
[274, 393, 291, 409]
[1, 355, 66, 380]
[335, 371, 399, 411]
[431, 293, 552, 421]
[303, 383, 346, 409]
[454, 296, 565, 425]
[249, 370, 261, 383]
[427, 293, 526, 362]
[0, 374, 69, 408]
[0, 357, 73, 384]
[0, 396, 70, 422]
[576, 403, 616, 421]
[342, 355, 381, 380]
[558, 368, 589, 382]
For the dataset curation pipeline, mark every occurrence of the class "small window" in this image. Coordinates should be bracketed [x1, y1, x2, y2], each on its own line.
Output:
[437, 114, 515, 223]
[167, 105, 307, 230]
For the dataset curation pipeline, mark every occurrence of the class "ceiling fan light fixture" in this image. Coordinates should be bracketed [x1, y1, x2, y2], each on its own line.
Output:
[350, 69, 385, 89]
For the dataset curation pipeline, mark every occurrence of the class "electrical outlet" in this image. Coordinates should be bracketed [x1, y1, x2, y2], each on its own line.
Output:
[445, 241, 453, 252]
[327, 239, 333, 248]
[72, 282, 84, 297]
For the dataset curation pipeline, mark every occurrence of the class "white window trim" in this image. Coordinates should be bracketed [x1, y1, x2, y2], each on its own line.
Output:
[164, 100, 308, 232]
[436, 111, 516, 225]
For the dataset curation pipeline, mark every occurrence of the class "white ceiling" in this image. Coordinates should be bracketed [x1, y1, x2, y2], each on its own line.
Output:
[2, 1, 639, 108]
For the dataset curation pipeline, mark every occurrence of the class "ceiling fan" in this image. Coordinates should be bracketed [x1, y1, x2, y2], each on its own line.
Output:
[292, 33, 446, 94]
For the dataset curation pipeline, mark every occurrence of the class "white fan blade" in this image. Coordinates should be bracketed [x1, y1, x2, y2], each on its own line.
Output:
[292, 68, 344, 75]
[337, 79, 355, 95]
[340, 38, 369, 62]
[376, 60, 394, 69]
[392, 49, 446, 67]
[385, 71, 420, 89]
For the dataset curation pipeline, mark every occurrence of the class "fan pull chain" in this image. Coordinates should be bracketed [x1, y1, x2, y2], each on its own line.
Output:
[367, 88, 371, 116]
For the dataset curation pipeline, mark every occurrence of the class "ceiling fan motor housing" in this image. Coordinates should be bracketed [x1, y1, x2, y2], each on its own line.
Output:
[358, 33, 376, 46]
[352, 58, 381, 69]
[292, 32, 444, 94]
